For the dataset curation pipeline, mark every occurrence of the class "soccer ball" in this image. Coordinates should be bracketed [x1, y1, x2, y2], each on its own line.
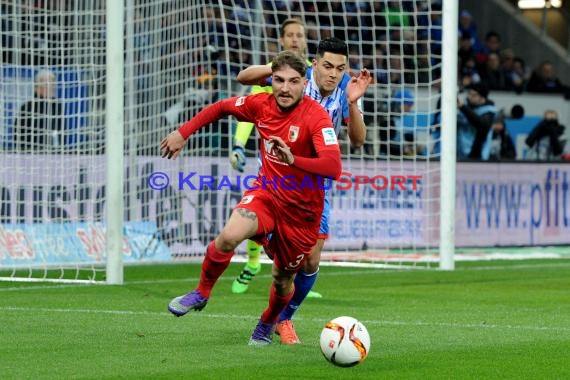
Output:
[319, 316, 371, 367]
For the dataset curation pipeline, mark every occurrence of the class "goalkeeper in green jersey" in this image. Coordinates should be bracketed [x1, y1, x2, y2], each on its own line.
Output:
[229, 18, 321, 296]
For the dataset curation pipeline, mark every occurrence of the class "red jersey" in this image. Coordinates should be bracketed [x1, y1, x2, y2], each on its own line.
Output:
[178, 93, 340, 224]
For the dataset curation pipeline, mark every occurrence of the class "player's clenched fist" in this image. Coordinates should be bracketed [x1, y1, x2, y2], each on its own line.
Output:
[160, 130, 186, 159]
[268, 135, 294, 165]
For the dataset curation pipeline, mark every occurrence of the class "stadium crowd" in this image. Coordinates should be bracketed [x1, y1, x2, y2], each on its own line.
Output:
[1, 0, 569, 160]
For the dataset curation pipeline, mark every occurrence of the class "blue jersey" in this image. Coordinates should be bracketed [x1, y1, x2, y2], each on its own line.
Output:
[304, 68, 362, 238]
[264, 68, 362, 237]
[305, 67, 353, 136]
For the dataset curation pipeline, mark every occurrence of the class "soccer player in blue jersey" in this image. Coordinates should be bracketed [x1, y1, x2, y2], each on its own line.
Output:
[235, 37, 372, 344]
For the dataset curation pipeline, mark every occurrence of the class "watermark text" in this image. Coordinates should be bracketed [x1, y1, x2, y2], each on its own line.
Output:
[147, 171, 422, 191]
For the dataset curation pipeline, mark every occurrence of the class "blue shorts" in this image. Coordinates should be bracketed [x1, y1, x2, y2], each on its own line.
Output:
[318, 182, 331, 239]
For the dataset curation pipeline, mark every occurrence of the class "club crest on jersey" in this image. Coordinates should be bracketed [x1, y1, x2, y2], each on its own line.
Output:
[240, 195, 254, 204]
[322, 128, 338, 145]
[288, 126, 300, 142]
[235, 96, 246, 107]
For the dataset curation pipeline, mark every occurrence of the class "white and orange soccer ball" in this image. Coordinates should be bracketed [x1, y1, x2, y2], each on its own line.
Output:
[319, 316, 371, 367]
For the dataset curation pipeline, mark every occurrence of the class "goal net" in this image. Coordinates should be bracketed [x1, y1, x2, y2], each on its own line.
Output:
[0, 0, 452, 282]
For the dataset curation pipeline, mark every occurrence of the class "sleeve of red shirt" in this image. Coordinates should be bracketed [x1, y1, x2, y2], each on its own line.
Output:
[292, 150, 341, 179]
[177, 96, 253, 139]
[292, 111, 342, 179]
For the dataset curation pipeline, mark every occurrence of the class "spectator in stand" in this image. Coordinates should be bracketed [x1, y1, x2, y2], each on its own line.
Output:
[361, 49, 374, 78]
[317, 1, 349, 41]
[319, 26, 333, 41]
[456, 82, 497, 160]
[19, 1, 74, 66]
[475, 31, 501, 73]
[500, 49, 525, 93]
[1, 2, 14, 63]
[458, 31, 476, 70]
[373, 43, 389, 85]
[161, 39, 192, 105]
[427, 2, 443, 69]
[388, 30, 416, 84]
[379, 88, 418, 157]
[387, 49, 404, 85]
[511, 57, 530, 93]
[348, 45, 362, 70]
[458, 9, 481, 51]
[13, 69, 65, 152]
[460, 55, 481, 90]
[366, 1, 388, 40]
[305, 20, 319, 54]
[384, 1, 412, 27]
[480, 52, 508, 91]
[525, 110, 569, 160]
[480, 110, 516, 161]
[526, 60, 569, 95]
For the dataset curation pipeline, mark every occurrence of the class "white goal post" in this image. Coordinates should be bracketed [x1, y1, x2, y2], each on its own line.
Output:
[0, 0, 456, 283]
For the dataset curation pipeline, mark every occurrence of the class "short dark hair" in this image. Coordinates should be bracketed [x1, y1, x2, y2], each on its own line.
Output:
[469, 82, 489, 99]
[316, 37, 348, 58]
[485, 31, 500, 41]
[280, 18, 305, 37]
[271, 50, 307, 77]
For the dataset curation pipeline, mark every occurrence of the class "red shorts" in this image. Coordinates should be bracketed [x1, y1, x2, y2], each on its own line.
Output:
[234, 189, 319, 272]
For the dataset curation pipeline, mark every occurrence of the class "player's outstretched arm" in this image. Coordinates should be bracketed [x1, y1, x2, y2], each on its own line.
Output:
[236, 65, 272, 86]
[346, 68, 372, 148]
[161, 99, 241, 160]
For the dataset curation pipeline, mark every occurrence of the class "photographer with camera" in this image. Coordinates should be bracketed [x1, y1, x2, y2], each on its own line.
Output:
[525, 110, 569, 161]
[481, 109, 516, 161]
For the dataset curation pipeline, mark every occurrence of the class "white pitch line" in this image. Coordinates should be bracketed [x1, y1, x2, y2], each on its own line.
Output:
[0, 269, 388, 292]
[1, 261, 569, 293]
[1, 306, 569, 333]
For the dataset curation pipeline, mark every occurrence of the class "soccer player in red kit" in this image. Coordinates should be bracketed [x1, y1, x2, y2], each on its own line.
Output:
[160, 50, 342, 345]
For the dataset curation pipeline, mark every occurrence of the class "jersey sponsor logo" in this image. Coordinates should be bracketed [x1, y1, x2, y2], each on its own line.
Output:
[240, 195, 254, 204]
[322, 128, 338, 145]
[258, 123, 269, 129]
[288, 126, 300, 142]
[235, 96, 246, 107]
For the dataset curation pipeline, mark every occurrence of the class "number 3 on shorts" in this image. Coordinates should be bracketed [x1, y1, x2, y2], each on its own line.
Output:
[287, 254, 304, 270]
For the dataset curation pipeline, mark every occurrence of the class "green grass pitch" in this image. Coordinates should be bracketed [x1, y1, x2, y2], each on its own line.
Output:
[1, 259, 569, 379]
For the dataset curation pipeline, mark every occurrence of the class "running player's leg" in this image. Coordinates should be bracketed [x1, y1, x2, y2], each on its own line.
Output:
[231, 240, 262, 294]
[169, 194, 268, 316]
[305, 192, 330, 299]
[232, 154, 264, 293]
[250, 217, 317, 345]
[249, 262, 295, 346]
[275, 195, 330, 343]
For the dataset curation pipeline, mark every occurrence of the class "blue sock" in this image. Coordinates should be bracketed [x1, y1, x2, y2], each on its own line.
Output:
[278, 269, 318, 322]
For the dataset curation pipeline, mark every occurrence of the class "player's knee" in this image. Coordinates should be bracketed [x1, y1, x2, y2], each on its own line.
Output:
[215, 232, 242, 252]
[303, 256, 319, 273]
[304, 240, 323, 272]
[272, 276, 294, 295]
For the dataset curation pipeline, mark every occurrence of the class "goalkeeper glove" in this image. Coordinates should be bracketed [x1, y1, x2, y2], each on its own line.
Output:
[229, 144, 246, 173]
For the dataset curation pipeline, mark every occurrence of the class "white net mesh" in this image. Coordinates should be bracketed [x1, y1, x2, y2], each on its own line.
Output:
[0, 1, 107, 281]
[140, 0, 445, 267]
[0, 0, 446, 280]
